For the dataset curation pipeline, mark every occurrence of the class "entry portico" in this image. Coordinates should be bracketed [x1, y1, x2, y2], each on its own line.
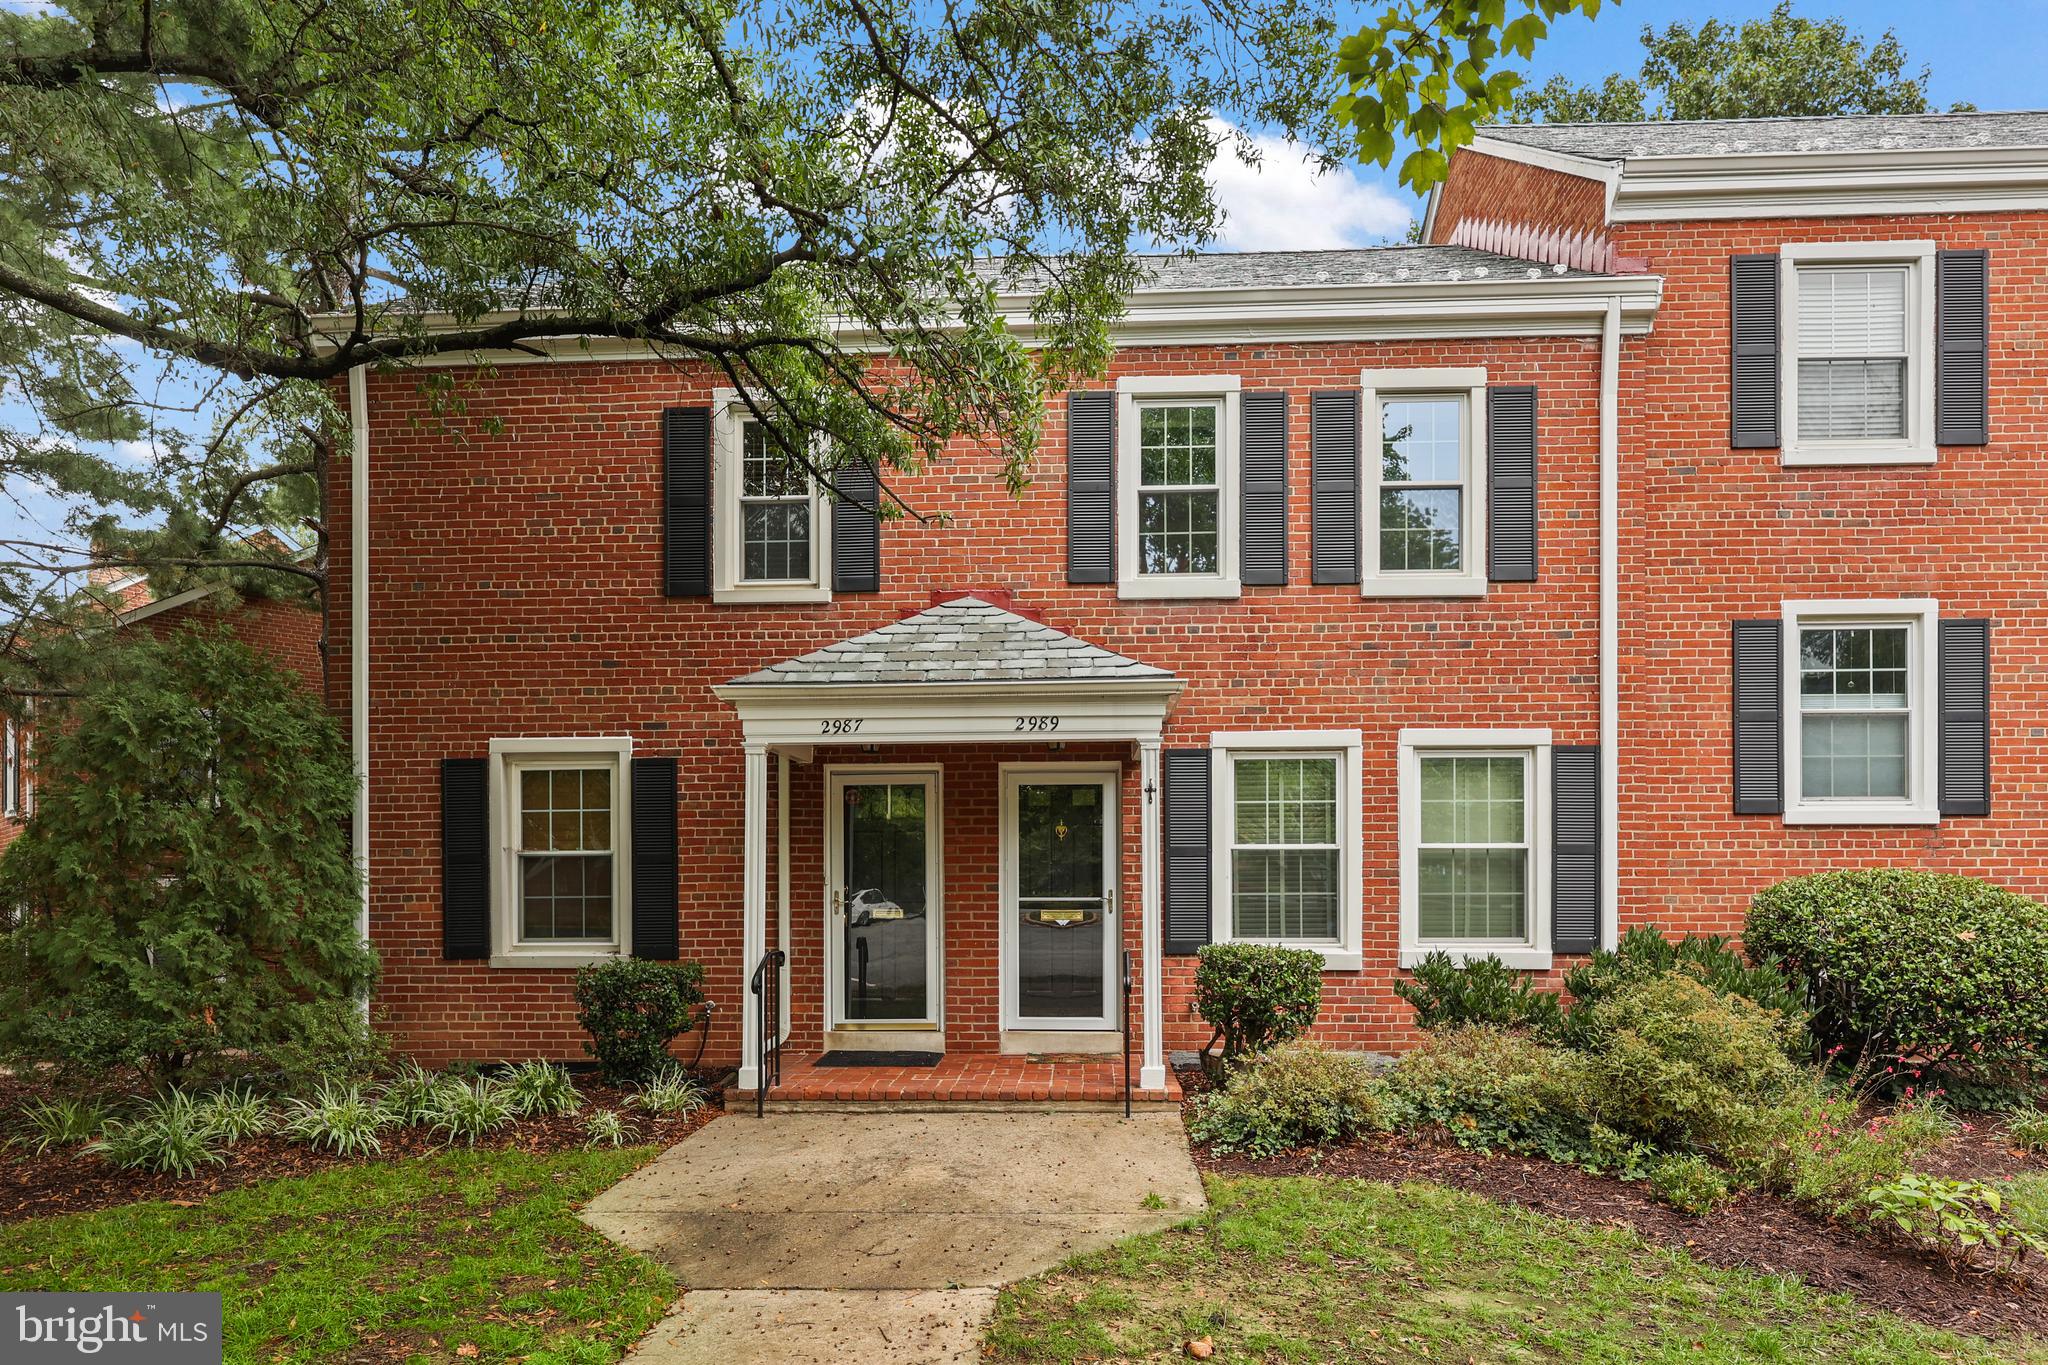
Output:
[715, 595, 1184, 1095]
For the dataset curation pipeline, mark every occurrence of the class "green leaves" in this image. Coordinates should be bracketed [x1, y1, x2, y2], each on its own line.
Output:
[1331, 0, 1610, 190]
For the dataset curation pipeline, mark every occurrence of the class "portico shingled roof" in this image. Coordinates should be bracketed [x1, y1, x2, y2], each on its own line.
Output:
[724, 597, 1174, 688]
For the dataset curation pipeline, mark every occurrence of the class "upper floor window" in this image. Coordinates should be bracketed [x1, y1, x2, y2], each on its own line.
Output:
[488, 737, 632, 965]
[1117, 375, 1239, 600]
[2, 715, 22, 819]
[1399, 728, 1552, 969]
[1782, 599, 1938, 825]
[713, 391, 832, 603]
[1782, 243, 1936, 466]
[1362, 369, 1488, 597]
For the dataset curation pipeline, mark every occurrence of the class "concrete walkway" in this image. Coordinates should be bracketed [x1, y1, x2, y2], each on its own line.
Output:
[581, 1109, 1204, 1364]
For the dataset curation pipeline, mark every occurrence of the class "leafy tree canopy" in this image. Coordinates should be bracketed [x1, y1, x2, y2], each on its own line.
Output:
[0, 625, 373, 1086]
[1512, 2, 1969, 125]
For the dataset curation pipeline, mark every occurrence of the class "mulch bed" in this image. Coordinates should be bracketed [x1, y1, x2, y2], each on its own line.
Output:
[1175, 1063, 2048, 1339]
[0, 1072, 726, 1225]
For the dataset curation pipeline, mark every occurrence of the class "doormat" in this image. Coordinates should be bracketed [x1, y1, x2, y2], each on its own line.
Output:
[813, 1050, 945, 1067]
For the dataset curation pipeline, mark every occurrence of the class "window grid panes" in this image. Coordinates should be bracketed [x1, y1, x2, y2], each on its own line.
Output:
[1796, 266, 1909, 442]
[1137, 401, 1221, 576]
[1417, 754, 1529, 942]
[1799, 624, 1912, 801]
[1, 719, 18, 817]
[1231, 756, 1340, 941]
[516, 766, 615, 942]
[1379, 396, 1465, 572]
[739, 421, 813, 582]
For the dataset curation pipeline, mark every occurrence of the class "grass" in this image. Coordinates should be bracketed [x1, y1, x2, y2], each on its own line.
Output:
[988, 1175, 2048, 1364]
[0, 1147, 673, 1364]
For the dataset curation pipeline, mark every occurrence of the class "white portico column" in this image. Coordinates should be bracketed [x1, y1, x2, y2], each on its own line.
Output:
[738, 742, 771, 1092]
[1139, 739, 1166, 1091]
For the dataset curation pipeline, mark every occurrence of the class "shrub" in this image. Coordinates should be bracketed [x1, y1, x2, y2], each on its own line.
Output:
[1386, 1026, 1592, 1164]
[583, 1109, 636, 1149]
[87, 1091, 226, 1177]
[14, 1097, 105, 1154]
[378, 1061, 458, 1126]
[574, 958, 708, 1085]
[1188, 1041, 1398, 1158]
[1393, 952, 1564, 1035]
[427, 1078, 516, 1147]
[500, 1061, 582, 1117]
[1575, 974, 1803, 1152]
[1860, 1173, 2048, 1273]
[1646, 1152, 1733, 1215]
[198, 1086, 271, 1144]
[1562, 924, 1807, 1029]
[0, 630, 375, 1087]
[2004, 1107, 2048, 1154]
[279, 1081, 387, 1156]
[632, 1066, 709, 1118]
[1747, 869, 2048, 1078]
[1729, 1089, 1955, 1210]
[1192, 943, 1323, 1063]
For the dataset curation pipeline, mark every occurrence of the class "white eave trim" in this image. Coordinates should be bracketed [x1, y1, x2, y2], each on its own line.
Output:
[1609, 145, 2048, 221]
[114, 581, 228, 626]
[714, 676, 1185, 747]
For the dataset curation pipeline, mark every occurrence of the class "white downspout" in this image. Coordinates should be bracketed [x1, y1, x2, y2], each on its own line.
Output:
[349, 366, 372, 1013]
[1599, 299, 1621, 950]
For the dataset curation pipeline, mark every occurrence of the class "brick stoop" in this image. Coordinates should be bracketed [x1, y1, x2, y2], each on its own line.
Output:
[756, 1050, 1181, 1109]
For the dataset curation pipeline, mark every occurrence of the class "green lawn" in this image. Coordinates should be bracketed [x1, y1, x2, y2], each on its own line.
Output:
[0, 1148, 674, 1364]
[989, 1175, 2048, 1364]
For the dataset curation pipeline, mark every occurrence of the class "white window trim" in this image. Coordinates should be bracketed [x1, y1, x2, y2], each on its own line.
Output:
[1398, 727, 1553, 971]
[1781, 598, 1940, 826]
[487, 735, 634, 968]
[1116, 374, 1241, 600]
[1210, 729, 1363, 971]
[1780, 242, 1938, 467]
[1361, 368, 1489, 598]
[711, 387, 833, 604]
[1, 715, 21, 819]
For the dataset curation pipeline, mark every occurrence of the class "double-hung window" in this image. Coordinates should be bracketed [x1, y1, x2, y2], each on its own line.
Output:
[1782, 243, 1936, 465]
[712, 390, 831, 602]
[1399, 729, 1552, 969]
[1, 715, 21, 819]
[1116, 376, 1240, 599]
[1211, 730, 1362, 969]
[1362, 369, 1488, 596]
[489, 737, 632, 963]
[1782, 600, 1939, 824]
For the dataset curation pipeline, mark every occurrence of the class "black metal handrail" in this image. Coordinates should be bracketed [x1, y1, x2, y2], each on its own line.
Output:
[749, 947, 787, 1118]
[1120, 948, 1134, 1119]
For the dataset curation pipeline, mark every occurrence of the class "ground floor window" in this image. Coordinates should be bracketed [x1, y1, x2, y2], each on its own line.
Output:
[1782, 599, 1938, 825]
[1399, 728, 1551, 969]
[489, 737, 631, 962]
[1211, 730, 1362, 970]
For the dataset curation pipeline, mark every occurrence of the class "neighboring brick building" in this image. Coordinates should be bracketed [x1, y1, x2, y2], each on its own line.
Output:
[334, 111, 2048, 1096]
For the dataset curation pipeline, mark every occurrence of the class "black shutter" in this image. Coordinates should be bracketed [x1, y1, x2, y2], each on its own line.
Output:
[1486, 385, 1539, 582]
[630, 757, 680, 958]
[1310, 390, 1360, 585]
[1939, 618, 1992, 817]
[831, 458, 881, 594]
[1240, 392, 1289, 586]
[1731, 620, 1784, 815]
[663, 407, 712, 597]
[440, 758, 490, 960]
[1937, 249, 1991, 446]
[1551, 745, 1600, 955]
[1066, 391, 1114, 583]
[1730, 255, 1781, 449]
[1162, 749, 1212, 955]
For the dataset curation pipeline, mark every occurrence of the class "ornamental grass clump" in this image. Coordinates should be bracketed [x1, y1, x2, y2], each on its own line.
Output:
[377, 1060, 459, 1127]
[197, 1086, 271, 1144]
[500, 1061, 582, 1117]
[631, 1066, 708, 1119]
[13, 1097, 105, 1155]
[279, 1081, 388, 1157]
[1189, 1041, 1400, 1158]
[427, 1078, 516, 1147]
[583, 1109, 636, 1149]
[87, 1090, 227, 1177]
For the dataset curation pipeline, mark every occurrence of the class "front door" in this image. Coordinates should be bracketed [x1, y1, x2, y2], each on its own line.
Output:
[829, 771, 941, 1028]
[1003, 769, 1117, 1031]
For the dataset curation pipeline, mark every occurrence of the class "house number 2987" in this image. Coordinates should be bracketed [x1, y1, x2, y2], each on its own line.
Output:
[1014, 715, 1060, 732]
[820, 718, 864, 735]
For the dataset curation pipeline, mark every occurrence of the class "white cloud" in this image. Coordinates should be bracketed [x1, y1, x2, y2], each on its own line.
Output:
[1204, 120, 1417, 251]
[109, 438, 164, 465]
[2, 1, 63, 14]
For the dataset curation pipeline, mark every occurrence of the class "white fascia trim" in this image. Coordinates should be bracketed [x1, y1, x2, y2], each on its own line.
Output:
[1397, 727, 1554, 972]
[1116, 375, 1241, 601]
[1778, 242, 1938, 468]
[711, 388, 834, 603]
[115, 581, 229, 626]
[487, 735, 636, 965]
[1210, 729, 1365, 973]
[1779, 599, 1941, 827]
[1359, 368, 1490, 599]
[1609, 146, 2048, 222]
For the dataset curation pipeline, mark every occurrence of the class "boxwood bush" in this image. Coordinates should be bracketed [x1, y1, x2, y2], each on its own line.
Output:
[1193, 943, 1323, 1063]
[573, 958, 707, 1084]
[1188, 1041, 1398, 1157]
[1747, 869, 2048, 1078]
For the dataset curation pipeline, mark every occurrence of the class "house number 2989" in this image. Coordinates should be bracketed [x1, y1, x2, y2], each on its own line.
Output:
[820, 718, 864, 735]
[1014, 715, 1060, 732]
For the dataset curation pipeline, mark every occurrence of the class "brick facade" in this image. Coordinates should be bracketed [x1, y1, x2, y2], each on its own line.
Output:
[1432, 149, 1611, 242]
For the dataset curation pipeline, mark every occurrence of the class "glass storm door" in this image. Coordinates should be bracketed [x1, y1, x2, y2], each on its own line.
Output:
[1009, 774, 1116, 1029]
[834, 776, 936, 1025]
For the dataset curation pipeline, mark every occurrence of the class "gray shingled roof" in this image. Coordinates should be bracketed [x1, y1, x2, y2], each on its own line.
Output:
[1481, 110, 2048, 162]
[982, 244, 1609, 293]
[726, 597, 1176, 687]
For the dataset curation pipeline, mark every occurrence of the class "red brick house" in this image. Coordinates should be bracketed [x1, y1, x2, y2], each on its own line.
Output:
[334, 111, 2040, 1100]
